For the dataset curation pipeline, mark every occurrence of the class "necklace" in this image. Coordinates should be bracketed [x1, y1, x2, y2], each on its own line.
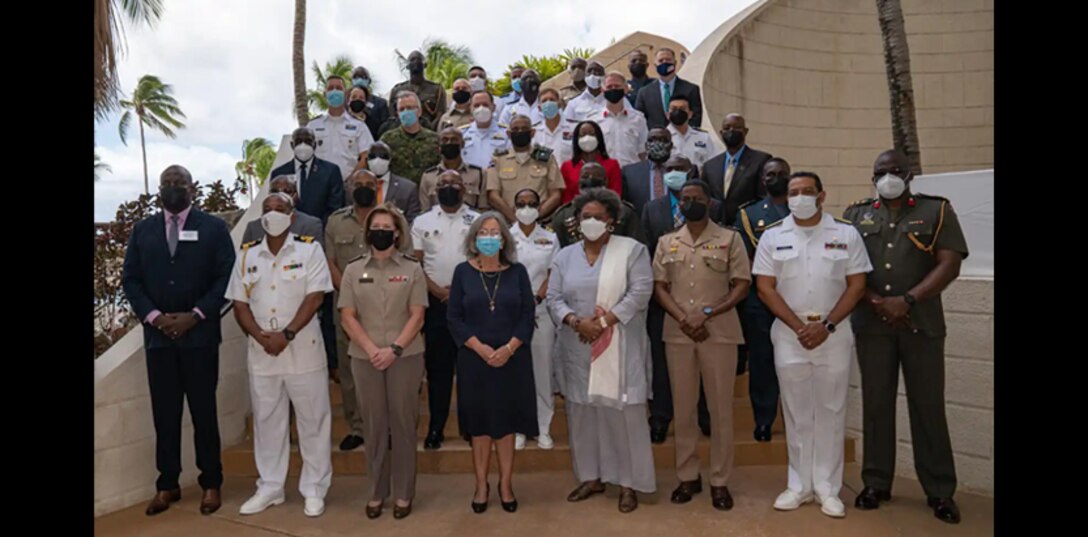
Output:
[479, 268, 502, 312]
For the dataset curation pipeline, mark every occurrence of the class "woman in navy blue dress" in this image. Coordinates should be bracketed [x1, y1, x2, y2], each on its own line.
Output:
[447, 211, 537, 514]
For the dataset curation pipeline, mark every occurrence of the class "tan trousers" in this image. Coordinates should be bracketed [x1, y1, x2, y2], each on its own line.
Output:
[334, 303, 366, 438]
[351, 352, 425, 502]
[665, 342, 738, 486]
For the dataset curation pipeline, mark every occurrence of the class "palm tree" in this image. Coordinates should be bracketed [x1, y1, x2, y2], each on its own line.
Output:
[236, 138, 277, 199]
[396, 38, 475, 89]
[292, 0, 309, 127]
[118, 75, 187, 195]
[95, 152, 112, 181]
[94, 0, 165, 121]
[559, 47, 596, 65]
[876, 0, 923, 174]
[307, 55, 355, 114]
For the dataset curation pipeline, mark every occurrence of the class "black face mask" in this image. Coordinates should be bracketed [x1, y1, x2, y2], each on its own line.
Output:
[349, 100, 366, 113]
[408, 62, 424, 75]
[353, 186, 376, 207]
[440, 143, 462, 160]
[579, 179, 607, 190]
[437, 185, 462, 208]
[680, 200, 708, 222]
[160, 185, 190, 213]
[367, 229, 396, 251]
[669, 109, 689, 126]
[510, 131, 533, 148]
[722, 130, 745, 147]
[452, 90, 471, 104]
[629, 63, 647, 78]
[523, 80, 540, 95]
[601, 89, 624, 104]
[765, 175, 789, 197]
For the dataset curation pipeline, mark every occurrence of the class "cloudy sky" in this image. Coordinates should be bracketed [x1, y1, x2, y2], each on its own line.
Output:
[94, 0, 753, 221]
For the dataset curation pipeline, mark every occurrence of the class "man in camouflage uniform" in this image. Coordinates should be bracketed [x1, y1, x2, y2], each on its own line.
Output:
[843, 149, 970, 525]
[549, 161, 644, 247]
[389, 50, 448, 131]
[379, 91, 441, 184]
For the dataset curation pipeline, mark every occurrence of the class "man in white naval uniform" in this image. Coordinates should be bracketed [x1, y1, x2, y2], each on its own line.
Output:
[226, 193, 335, 518]
[751, 172, 871, 519]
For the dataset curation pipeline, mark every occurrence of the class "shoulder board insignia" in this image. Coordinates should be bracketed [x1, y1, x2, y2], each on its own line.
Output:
[331, 206, 352, 216]
[542, 224, 555, 232]
[691, 126, 706, 132]
[764, 220, 785, 229]
[459, 123, 471, 130]
[739, 199, 759, 209]
[347, 253, 369, 265]
[240, 238, 262, 250]
[493, 147, 510, 157]
[496, 124, 509, 130]
[401, 252, 419, 262]
[833, 217, 853, 225]
[848, 197, 876, 208]
[462, 213, 475, 225]
[294, 235, 315, 243]
[467, 164, 483, 171]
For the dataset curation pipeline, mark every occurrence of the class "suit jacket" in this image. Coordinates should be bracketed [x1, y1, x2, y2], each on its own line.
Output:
[241, 210, 324, 248]
[364, 95, 391, 141]
[701, 146, 772, 226]
[270, 157, 345, 224]
[121, 208, 236, 350]
[641, 195, 724, 258]
[379, 174, 422, 223]
[621, 160, 661, 218]
[634, 78, 703, 130]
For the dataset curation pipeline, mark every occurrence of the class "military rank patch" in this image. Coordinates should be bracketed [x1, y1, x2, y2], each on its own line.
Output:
[776, 245, 793, 250]
[246, 266, 258, 274]
[388, 275, 409, 283]
[702, 243, 728, 250]
[824, 241, 847, 250]
[283, 263, 303, 271]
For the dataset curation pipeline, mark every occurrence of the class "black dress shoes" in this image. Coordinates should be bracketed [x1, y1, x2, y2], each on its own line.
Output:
[854, 486, 891, 510]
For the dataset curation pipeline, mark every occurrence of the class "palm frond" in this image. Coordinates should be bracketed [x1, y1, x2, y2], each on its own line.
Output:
[118, 111, 132, 145]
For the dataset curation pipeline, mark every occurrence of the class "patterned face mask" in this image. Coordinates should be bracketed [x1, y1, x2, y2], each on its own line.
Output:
[646, 140, 672, 162]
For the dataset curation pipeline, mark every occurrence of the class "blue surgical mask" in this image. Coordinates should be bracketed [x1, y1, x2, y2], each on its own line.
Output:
[512, 78, 522, 94]
[352, 77, 370, 89]
[541, 101, 559, 119]
[326, 89, 345, 108]
[476, 236, 503, 257]
[664, 170, 688, 191]
[399, 109, 418, 127]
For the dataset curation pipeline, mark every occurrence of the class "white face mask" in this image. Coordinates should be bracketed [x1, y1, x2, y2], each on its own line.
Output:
[369, 157, 390, 176]
[578, 135, 599, 153]
[293, 143, 314, 162]
[580, 217, 608, 241]
[261, 211, 293, 237]
[788, 195, 820, 220]
[585, 74, 603, 90]
[516, 206, 539, 226]
[875, 173, 907, 199]
[472, 106, 493, 124]
[469, 77, 486, 92]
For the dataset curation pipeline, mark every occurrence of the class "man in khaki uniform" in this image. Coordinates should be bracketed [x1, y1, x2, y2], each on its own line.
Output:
[419, 127, 489, 212]
[486, 114, 565, 224]
[389, 51, 447, 131]
[558, 57, 589, 104]
[651, 179, 750, 512]
[324, 170, 381, 452]
[439, 78, 474, 131]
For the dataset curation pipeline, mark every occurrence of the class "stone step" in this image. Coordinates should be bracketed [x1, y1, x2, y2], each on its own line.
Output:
[222, 435, 854, 477]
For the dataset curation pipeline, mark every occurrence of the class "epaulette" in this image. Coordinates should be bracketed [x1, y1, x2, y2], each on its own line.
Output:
[531, 144, 553, 162]
[240, 238, 262, 250]
[294, 235, 315, 243]
[346, 253, 369, 265]
[833, 217, 853, 225]
[915, 193, 949, 202]
[466, 163, 483, 171]
[764, 220, 785, 229]
[400, 252, 419, 262]
[459, 123, 471, 130]
[738, 199, 760, 210]
[691, 126, 707, 132]
[493, 147, 510, 157]
[331, 205, 352, 216]
[542, 223, 555, 232]
[847, 197, 876, 208]
[423, 165, 442, 174]
[497, 123, 509, 129]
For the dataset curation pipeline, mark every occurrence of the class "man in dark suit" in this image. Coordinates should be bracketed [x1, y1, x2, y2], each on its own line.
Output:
[270, 127, 346, 225]
[364, 142, 422, 223]
[241, 175, 324, 247]
[352, 66, 390, 141]
[121, 165, 236, 517]
[701, 114, 772, 226]
[621, 128, 674, 218]
[635, 48, 703, 130]
[641, 155, 715, 442]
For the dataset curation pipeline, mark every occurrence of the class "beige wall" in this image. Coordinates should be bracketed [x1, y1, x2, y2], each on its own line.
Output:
[685, 0, 994, 216]
[542, 31, 691, 98]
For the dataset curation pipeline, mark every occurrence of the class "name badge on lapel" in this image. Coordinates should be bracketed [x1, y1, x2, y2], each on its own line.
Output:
[179, 230, 199, 241]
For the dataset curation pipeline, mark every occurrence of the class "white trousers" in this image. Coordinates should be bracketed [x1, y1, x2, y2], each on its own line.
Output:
[770, 319, 852, 500]
[532, 302, 557, 436]
[249, 368, 332, 499]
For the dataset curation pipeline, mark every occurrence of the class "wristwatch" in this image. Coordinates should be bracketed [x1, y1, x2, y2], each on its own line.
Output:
[390, 343, 404, 357]
[190, 310, 201, 322]
[822, 320, 837, 333]
[702, 306, 714, 317]
[599, 316, 609, 329]
[903, 292, 917, 308]
[283, 328, 296, 341]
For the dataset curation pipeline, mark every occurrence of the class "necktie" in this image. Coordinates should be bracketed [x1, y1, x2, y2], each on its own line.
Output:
[376, 180, 385, 205]
[298, 161, 308, 200]
[662, 82, 672, 114]
[672, 201, 684, 229]
[168, 215, 179, 257]
[723, 159, 736, 197]
[652, 165, 665, 199]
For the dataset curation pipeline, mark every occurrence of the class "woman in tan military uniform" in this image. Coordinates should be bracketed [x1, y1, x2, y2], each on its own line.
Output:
[338, 204, 428, 519]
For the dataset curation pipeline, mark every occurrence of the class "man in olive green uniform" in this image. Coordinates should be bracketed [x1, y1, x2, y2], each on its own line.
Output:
[379, 91, 441, 184]
[550, 161, 644, 247]
[419, 127, 489, 212]
[843, 149, 969, 525]
[486, 114, 565, 224]
[389, 51, 447, 131]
